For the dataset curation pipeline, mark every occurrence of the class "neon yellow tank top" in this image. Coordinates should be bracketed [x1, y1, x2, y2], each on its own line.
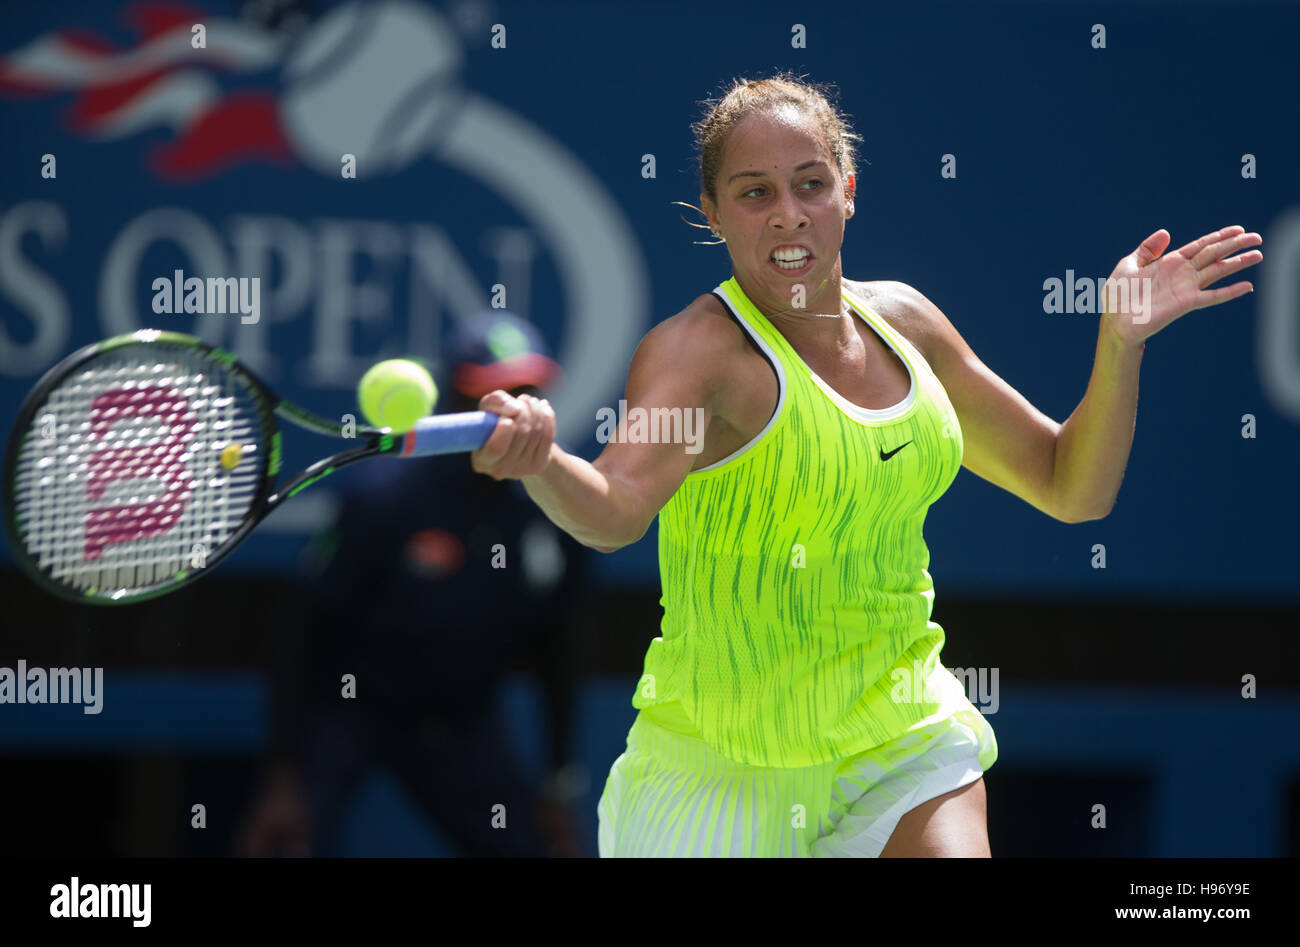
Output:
[633, 277, 987, 767]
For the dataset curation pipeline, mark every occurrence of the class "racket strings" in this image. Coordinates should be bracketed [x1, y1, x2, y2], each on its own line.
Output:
[12, 347, 264, 598]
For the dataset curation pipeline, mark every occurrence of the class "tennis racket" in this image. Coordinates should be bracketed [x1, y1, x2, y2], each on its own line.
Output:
[2, 329, 499, 605]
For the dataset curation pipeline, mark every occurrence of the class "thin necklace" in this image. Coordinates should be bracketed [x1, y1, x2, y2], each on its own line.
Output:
[767, 300, 849, 320]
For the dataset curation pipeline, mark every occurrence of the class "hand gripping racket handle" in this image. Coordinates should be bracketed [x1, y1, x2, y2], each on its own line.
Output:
[399, 411, 500, 457]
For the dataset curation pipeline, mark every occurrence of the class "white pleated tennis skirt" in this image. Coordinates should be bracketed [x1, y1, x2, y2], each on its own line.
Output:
[597, 707, 996, 857]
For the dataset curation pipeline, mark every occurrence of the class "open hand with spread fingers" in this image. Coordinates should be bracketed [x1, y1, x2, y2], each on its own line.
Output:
[1102, 225, 1263, 347]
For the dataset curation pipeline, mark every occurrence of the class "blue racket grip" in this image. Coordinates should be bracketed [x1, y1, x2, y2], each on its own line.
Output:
[399, 411, 499, 457]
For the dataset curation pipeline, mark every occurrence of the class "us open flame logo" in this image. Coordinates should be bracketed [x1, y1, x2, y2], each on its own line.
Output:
[0, 0, 647, 445]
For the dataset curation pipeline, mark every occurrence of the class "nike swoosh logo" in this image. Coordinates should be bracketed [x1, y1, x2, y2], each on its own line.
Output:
[880, 441, 912, 461]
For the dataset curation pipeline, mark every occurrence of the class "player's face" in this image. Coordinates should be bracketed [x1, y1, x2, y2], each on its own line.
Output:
[702, 107, 853, 316]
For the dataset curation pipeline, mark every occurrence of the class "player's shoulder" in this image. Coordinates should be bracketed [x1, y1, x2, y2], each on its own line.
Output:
[626, 292, 753, 402]
[847, 278, 951, 367]
[635, 292, 752, 365]
[655, 291, 747, 344]
[846, 278, 938, 327]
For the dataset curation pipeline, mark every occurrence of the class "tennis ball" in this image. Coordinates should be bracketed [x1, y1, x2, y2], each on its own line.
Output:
[358, 359, 437, 433]
[220, 443, 243, 470]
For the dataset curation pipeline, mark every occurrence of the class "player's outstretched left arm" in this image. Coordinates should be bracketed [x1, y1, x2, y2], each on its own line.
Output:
[875, 225, 1262, 524]
[1051, 224, 1262, 519]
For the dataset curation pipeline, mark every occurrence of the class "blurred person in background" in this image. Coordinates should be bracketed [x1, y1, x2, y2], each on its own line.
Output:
[236, 311, 591, 857]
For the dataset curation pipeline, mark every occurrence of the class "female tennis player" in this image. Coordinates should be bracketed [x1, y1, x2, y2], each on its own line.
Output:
[469, 72, 1262, 857]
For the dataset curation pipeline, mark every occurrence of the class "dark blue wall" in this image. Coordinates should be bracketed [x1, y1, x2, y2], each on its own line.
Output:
[2, 0, 1296, 601]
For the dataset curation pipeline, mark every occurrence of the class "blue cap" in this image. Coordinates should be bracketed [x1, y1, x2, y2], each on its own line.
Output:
[446, 310, 562, 398]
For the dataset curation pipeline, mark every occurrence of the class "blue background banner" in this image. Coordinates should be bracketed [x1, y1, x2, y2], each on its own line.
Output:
[2, 0, 1296, 600]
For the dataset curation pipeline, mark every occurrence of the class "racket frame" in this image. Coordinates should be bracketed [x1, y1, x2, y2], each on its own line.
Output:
[3, 329, 403, 605]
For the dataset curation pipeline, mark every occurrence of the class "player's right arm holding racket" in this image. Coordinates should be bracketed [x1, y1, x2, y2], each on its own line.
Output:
[471, 302, 740, 552]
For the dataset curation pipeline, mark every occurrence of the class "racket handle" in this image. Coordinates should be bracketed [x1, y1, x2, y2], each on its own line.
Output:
[400, 411, 499, 457]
